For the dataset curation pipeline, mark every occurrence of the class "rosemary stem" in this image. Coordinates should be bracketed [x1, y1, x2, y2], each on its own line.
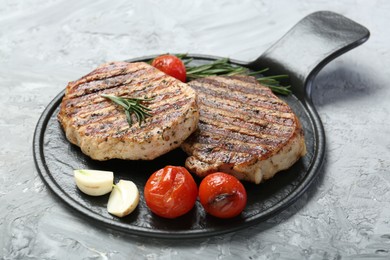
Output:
[173, 54, 292, 95]
[101, 94, 153, 127]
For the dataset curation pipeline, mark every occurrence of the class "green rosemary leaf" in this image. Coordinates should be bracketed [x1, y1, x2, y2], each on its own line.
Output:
[258, 75, 289, 80]
[125, 109, 132, 126]
[132, 104, 151, 117]
[101, 94, 153, 127]
[260, 83, 292, 95]
[137, 103, 153, 111]
[185, 58, 292, 95]
[183, 58, 194, 66]
[248, 68, 269, 75]
[151, 54, 292, 95]
[133, 109, 142, 126]
[186, 64, 214, 74]
[101, 94, 130, 109]
[174, 53, 189, 59]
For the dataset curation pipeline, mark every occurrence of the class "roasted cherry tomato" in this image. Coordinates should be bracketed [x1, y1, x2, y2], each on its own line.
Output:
[144, 166, 197, 219]
[151, 54, 186, 82]
[199, 172, 247, 219]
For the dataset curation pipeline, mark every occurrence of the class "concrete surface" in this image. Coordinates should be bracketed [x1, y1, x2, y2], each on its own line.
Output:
[1, 0, 389, 259]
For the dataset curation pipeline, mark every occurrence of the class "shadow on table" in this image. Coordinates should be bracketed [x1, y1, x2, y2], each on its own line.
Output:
[310, 61, 381, 107]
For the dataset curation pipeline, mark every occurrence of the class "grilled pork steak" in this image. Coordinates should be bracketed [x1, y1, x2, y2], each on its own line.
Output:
[181, 75, 306, 184]
[58, 61, 199, 160]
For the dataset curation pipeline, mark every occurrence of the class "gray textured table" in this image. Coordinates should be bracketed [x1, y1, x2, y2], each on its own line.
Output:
[1, 1, 390, 259]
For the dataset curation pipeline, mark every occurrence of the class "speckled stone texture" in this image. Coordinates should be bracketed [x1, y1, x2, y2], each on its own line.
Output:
[1, 0, 390, 259]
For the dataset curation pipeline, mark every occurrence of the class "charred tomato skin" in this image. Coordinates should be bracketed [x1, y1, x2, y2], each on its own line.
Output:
[144, 166, 197, 219]
[151, 54, 186, 82]
[199, 172, 247, 219]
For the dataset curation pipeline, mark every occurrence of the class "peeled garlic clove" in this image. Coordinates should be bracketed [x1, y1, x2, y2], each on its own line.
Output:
[74, 169, 114, 196]
[107, 180, 139, 217]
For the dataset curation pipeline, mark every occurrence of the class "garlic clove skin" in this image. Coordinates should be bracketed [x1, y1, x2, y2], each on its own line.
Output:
[107, 180, 140, 217]
[74, 169, 114, 196]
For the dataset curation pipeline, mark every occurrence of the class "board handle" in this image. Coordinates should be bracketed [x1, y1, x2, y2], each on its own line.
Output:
[248, 11, 370, 99]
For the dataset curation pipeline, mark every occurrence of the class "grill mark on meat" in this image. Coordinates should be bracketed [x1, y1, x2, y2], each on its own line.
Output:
[64, 75, 191, 116]
[64, 87, 189, 121]
[198, 94, 295, 126]
[191, 144, 258, 165]
[80, 108, 188, 141]
[68, 60, 192, 100]
[191, 134, 271, 157]
[196, 122, 287, 147]
[182, 75, 306, 183]
[71, 94, 192, 127]
[193, 84, 288, 113]
[190, 79, 289, 112]
[67, 70, 165, 101]
[67, 66, 160, 99]
[67, 61, 136, 90]
[63, 74, 184, 111]
[199, 106, 294, 137]
[76, 97, 194, 137]
[198, 117, 289, 145]
[58, 61, 199, 160]
[195, 76, 275, 97]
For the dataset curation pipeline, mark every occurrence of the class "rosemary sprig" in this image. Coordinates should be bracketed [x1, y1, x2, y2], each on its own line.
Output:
[101, 94, 153, 127]
[186, 58, 248, 79]
[178, 54, 291, 95]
